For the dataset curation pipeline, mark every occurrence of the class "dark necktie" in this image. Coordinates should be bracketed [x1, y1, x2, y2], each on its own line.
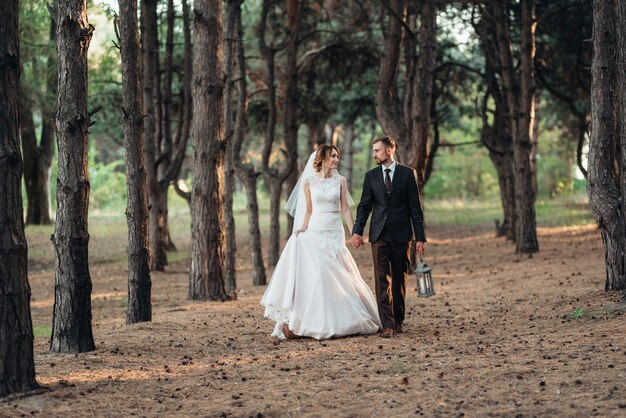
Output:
[385, 168, 391, 193]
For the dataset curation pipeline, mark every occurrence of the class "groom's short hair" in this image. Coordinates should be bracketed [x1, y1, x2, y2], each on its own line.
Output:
[373, 136, 396, 151]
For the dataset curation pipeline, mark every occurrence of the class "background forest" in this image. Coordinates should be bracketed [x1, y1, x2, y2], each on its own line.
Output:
[19, 0, 589, 217]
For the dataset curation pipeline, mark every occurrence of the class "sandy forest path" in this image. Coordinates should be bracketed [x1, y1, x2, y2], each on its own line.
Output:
[2, 223, 626, 417]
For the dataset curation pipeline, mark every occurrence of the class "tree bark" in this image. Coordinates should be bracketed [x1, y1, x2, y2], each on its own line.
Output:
[160, 0, 193, 203]
[259, 0, 296, 267]
[232, 2, 266, 286]
[140, 0, 167, 271]
[376, 0, 438, 188]
[476, 4, 517, 241]
[616, 0, 626, 298]
[588, 0, 625, 292]
[21, 10, 56, 226]
[482, 121, 516, 239]
[494, 0, 538, 253]
[513, 0, 539, 253]
[119, 0, 152, 324]
[50, 0, 96, 353]
[0, 0, 39, 396]
[223, 0, 239, 299]
[411, 0, 437, 187]
[188, 0, 229, 301]
[343, 124, 355, 192]
[159, 0, 175, 253]
[283, 0, 301, 238]
[375, 0, 408, 146]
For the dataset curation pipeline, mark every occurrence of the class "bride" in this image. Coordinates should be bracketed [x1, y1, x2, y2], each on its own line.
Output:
[261, 145, 382, 339]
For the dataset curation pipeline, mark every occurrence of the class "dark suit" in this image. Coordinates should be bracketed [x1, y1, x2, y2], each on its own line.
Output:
[352, 163, 426, 330]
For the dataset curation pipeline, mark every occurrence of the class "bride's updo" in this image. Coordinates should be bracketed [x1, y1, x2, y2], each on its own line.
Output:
[313, 144, 340, 172]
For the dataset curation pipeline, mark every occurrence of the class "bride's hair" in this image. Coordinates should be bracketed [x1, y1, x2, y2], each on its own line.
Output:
[313, 144, 340, 172]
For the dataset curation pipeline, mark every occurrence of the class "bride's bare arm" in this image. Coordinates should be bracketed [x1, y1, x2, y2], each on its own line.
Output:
[296, 180, 313, 235]
[340, 176, 354, 233]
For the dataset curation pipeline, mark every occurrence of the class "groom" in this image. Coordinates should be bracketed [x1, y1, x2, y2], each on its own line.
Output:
[351, 136, 426, 338]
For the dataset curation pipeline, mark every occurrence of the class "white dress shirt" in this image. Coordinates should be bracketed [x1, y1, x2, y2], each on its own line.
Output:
[382, 160, 397, 183]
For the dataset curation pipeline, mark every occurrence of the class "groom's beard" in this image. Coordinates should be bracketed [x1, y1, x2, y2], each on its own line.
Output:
[375, 157, 389, 166]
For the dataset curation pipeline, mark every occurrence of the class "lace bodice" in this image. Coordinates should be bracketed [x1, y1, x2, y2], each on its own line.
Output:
[305, 174, 346, 259]
[308, 174, 341, 214]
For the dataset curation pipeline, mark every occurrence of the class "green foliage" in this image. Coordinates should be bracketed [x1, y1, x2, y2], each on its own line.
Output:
[426, 196, 592, 227]
[89, 159, 128, 211]
[570, 307, 586, 319]
[32, 325, 51, 339]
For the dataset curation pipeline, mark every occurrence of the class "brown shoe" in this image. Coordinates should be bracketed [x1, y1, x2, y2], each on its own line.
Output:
[395, 324, 404, 334]
[380, 328, 394, 338]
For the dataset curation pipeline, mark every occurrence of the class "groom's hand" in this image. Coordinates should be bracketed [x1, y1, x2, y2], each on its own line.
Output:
[351, 234, 364, 249]
[416, 241, 426, 255]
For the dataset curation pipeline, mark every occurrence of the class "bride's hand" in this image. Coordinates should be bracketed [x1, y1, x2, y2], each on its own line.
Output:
[295, 227, 307, 237]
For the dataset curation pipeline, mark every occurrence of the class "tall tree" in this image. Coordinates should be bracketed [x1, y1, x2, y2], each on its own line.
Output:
[188, 0, 229, 301]
[50, 0, 96, 353]
[140, 0, 167, 271]
[474, 4, 516, 240]
[162, 0, 193, 212]
[0, 0, 38, 396]
[283, 0, 301, 235]
[223, 0, 240, 298]
[158, 0, 176, 253]
[493, 0, 539, 253]
[617, 0, 626, 302]
[588, 0, 625, 296]
[118, 0, 152, 323]
[259, 0, 296, 267]
[20, 2, 56, 225]
[412, 0, 437, 187]
[376, 0, 438, 189]
[232, 0, 266, 286]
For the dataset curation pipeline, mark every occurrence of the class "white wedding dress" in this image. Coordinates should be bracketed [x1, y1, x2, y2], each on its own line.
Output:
[260, 173, 382, 340]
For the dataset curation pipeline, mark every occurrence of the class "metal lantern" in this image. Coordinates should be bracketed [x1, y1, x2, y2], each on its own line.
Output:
[415, 255, 435, 298]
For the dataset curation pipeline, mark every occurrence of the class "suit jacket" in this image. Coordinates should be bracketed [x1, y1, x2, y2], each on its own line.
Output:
[352, 163, 426, 243]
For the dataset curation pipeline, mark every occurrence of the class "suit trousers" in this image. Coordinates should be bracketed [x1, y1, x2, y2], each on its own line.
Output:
[370, 226, 411, 330]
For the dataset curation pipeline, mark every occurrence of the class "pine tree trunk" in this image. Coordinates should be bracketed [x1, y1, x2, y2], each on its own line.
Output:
[188, 0, 228, 301]
[376, 0, 437, 180]
[375, 0, 408, 146]
[232, 3, 266, 286]
[267, 180, 282, 267]
[159, 0, 175, 254]
[243, 175, 267, 285]
[616, 0, 626, 296]
[513, 0, 539, 254]
[493, 0, 538, 254]
[283, 0, 300, 239]
[21, 93, 55, 226]
[21, 11, 56, 226]
[50, 0, 96, 353]
[486, 143, 516, 240]
[0, 0, 39, 396]
[343, 124, 354, 192]
[119, 0, 152, 324]
[259, 0, 296, 267]
[477, 4, 517, 242]
[411, 0, 437, 184]
[223, 0, 239, 298]
[140, 0, 167, 271]
[589, 0, 625, 292]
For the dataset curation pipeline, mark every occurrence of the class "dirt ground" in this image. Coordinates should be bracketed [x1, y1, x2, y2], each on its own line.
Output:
[2, 222, 626, 417]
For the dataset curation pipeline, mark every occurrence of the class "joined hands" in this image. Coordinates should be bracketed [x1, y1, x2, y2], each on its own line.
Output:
[351, 234, 364, 249]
